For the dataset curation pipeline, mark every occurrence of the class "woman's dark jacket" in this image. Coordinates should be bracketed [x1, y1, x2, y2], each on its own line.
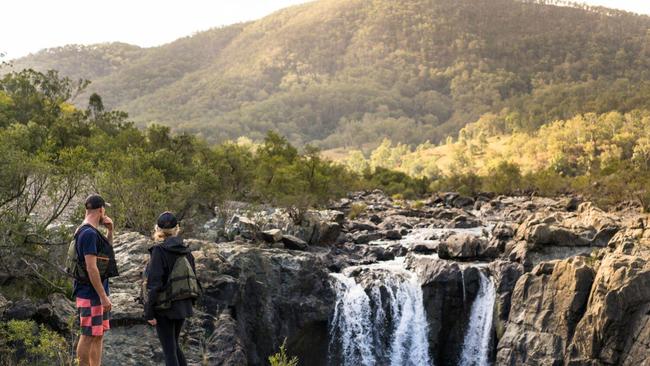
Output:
[144, 236, 198, 320]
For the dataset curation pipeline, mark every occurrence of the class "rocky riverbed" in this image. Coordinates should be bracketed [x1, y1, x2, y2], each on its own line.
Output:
[1, 191, 649, 365]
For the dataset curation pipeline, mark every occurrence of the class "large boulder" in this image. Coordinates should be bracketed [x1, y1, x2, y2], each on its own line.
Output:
[607, 216, 650, 258]
[0, 293, 8, 317]
[438, 233, 497, 260]
[406, 255, 483, 366]
[508, 207, 621, 270]
[488, 261, 524, 340]
[378, 215, 414, 231]
[351, 231, 384, 244]
[496, 257, 595, 365]
[444, 214, 481, 229]
[566, 253, 650, 365]
[349, 220, 379, 232]
[260, 228, 283, 243]
[451, 195, 475, 208]
[515, 204, 621, 250]
[220, 208, 344, 246]
[36, 293, 75, 334]
[281, 235, 309, 251]
[4, 299, 37, 320]
[520, 222, 591, 247]
[226, 215, 259, 240]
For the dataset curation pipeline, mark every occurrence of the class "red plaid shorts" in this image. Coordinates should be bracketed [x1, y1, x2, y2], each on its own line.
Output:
[76, 297, 110, 336]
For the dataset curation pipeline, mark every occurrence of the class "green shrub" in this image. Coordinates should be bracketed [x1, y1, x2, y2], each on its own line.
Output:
[364, 167, 430, 198]
[411, 200, 425, 210]
[0, 320, 74, 366]
[482, 161, 522, 194]
[522, 168, 570, 196]
[348, 203, 367, 220]
[268, 340, 298, 366]
[430, 172, 482, 196]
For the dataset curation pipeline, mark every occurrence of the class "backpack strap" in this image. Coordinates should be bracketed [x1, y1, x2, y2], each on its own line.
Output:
[75, 223, 118, 280]
[74, 224, 94, 260]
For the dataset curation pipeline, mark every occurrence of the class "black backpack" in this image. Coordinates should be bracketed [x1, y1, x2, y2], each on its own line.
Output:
[64, 224, 119, 283]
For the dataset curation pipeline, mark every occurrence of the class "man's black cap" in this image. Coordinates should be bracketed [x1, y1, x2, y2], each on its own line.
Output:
[157, 211, 178, 229]
[85, 194, 110, 210]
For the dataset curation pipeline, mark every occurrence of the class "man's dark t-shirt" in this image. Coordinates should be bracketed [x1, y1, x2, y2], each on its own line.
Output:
[72, 225, 110, 301]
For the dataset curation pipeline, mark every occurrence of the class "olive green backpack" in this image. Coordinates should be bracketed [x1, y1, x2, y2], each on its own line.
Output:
[141, 254, 202, 310]
[64, 224, 117, 283]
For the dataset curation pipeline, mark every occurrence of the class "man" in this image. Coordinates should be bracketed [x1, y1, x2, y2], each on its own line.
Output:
[74, 194, 117, 366]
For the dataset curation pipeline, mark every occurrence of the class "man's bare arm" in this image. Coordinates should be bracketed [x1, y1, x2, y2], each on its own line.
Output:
[102, 216, 114, 244]
[84, 254, 111, 311]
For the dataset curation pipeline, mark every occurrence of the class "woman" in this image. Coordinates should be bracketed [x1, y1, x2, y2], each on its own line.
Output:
[144, 211, 200, 366]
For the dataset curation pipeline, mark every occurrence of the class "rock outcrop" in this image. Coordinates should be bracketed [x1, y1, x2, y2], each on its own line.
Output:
[407, 254, 483, 366]
[566, 253, 650, 365]
[496, 257, 595, 365]
[1, 190, 647, 366]
[437, 233, 497, 261]
[488, 260, 523, 339]
[102, 232, 334, 366]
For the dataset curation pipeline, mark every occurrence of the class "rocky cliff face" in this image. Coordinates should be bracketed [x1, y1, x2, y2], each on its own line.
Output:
[103, 233, 335, 366]
[496, 257, 595, 365]
[1, 191, 648, 366]
[498, 213, 650, 366]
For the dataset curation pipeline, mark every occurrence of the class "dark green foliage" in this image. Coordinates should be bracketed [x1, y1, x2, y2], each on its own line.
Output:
[11, 0, 650, 148]
[0, 319, 75, 366]
[482, 161, 523, 195]
[253, 133, 356, 219]
[268, 339, 298, 366]
[0, 69, 362, 302]
[363, 167, 430, 199]
[430, 172, 483, 197]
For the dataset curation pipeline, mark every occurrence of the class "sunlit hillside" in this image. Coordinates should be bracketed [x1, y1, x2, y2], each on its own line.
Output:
[10, 0, 650, 148]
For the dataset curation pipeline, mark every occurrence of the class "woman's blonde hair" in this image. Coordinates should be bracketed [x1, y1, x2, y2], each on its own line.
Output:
[152, 225, 180, 242]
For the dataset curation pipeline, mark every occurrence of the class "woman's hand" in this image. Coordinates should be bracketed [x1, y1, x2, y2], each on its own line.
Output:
[147, 318, 157, 326]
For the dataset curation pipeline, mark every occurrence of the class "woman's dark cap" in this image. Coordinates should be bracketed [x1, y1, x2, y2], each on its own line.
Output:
[157, 211, 178, 229]
[85, 194, 110, 210]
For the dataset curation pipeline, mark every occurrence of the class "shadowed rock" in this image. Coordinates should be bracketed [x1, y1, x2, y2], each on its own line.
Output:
[496, 257, 595, 365]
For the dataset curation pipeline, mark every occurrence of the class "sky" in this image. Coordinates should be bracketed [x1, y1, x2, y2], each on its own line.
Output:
[1, 0, 649, 60]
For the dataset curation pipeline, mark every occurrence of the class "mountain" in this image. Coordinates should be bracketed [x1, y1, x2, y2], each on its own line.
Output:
[9, 0, 650, 148]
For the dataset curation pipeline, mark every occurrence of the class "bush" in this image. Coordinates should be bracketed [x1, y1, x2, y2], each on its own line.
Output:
[363, 167, 430, 198]
[268, 340, 298, 366]
[430, 172, 482, 196]
[522, 168, 570, 196]
[0, 320, 74, 366]
[482, 161, 522, 194]
[348, 203, 367, 220]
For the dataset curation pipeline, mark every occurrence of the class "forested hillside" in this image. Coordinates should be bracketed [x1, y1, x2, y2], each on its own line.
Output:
[10, 0, 650, 148]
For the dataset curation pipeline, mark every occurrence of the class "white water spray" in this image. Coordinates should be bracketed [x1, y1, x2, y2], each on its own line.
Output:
[328, 259, 432, 366]
[459, 271, 496, 366]
[460, 269, 466, 305]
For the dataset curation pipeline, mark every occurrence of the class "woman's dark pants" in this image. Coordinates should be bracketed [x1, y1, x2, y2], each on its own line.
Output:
[155, 316, 187, 366]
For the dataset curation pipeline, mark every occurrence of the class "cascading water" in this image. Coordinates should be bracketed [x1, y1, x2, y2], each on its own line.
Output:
[328, 259, 432, 366]
[460, 270, 466, 304]
[458, 270, 496, 366]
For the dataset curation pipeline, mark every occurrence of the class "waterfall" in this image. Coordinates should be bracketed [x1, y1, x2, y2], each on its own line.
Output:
[459, 271, 496, 366]
[329, 274, 375, 365]
[328, 260, 432, 366]
[460, 270, 466, 305]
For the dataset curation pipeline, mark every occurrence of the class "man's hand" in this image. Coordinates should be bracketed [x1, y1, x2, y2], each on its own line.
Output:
[102, 215, 114, 232]
[102, 215, 114, 244]
[100, 295, 112, 312]
[147, 319, 157, 326]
